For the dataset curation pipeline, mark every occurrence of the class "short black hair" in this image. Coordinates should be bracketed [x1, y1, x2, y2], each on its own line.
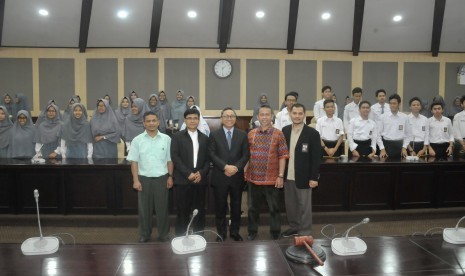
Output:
[352, 87, 362, 95]
[460, 95, 465, 104]
[143, 111, 158, 121]
[323, 99, 335, 107]
[375, 89, 386, 97]
[220, 107, 237, 117]
[409, 97, 422, 106]
[388, 94, 401, 104]
[258, 104, 273, 114]
[184, 108, 200, 118]
[430, 101, 444, 110]
[285, 91, 298, 101]
[359, 100, 371, 109]
[291, 103, 306, 113]
[322, 85, 332, 93]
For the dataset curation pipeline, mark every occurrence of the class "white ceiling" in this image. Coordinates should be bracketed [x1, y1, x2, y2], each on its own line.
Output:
[1, 0, 464, 53]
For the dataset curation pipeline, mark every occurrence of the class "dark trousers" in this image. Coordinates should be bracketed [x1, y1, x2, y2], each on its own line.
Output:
[138, 175, 169, 240]
[213, 178, 244, 236]
[408, 141, 424, 155]
[454, 139, 465, 158]
[430, 142, 450, 159]
[247, 182, 281, 235]
[322, 140, 342, 157]
[382, 139, 403, 158]
[349, 139, 372, 158]
[174, 184, 206, 236]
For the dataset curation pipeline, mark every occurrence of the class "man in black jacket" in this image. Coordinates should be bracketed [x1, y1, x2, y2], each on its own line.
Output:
[209, 107, 250, 242]
[281, 103, 322, 237]
[171, 108, 210, 236]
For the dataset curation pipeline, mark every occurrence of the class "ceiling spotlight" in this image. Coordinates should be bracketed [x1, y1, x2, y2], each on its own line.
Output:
[117, 10, 128, 19]
[393, 15, 402, 22]
[321, 12, 331, 20]
[187, 11, 197, 18]
[38, 9, 49, 16]
[256, 11, 265, 18]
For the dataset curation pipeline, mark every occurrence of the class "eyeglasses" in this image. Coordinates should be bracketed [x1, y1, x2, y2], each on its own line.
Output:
[222, 115, 236, 119]
[185, 117, 199, 121]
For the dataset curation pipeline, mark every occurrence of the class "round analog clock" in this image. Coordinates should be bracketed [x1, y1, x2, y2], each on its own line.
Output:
[213, 59, 232, 78]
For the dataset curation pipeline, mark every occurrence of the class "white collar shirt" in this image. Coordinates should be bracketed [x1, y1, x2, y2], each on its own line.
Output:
[316, 116, 344, 141]
[188, 129, 199, 168]
[343, 101, 360, 130]
[453, 111, 465, 140]
[347, 116, 378, 152]
[313, 99, 338, 121]
[377, 111, 409, 149]
[428, 116, 454, 144]
[407, 113, 429, 144]
[370, 102, 391, 124]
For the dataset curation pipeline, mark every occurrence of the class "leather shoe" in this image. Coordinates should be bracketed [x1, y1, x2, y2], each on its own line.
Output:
[281, 229, 298, 238]
[230, 233, 243, 241]
[271, 232, 280, 240]
[216, 235, 226, 242]
[247, 233, 257, 241]
[157, 236, 169, 242]
[138, 237, 150, 243]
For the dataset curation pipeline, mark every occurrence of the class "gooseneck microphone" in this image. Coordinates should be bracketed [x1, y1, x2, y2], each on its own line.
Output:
[331, 217, 370, 256]
[21, 189, 60, 255]
[344, 218, 370, 240]
[443, 215, 465, 244]
[171, 209, 207, 254]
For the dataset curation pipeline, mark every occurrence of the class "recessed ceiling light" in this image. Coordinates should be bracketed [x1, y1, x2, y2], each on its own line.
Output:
[393, 15, 402, 22]
[256, 11, 265, 18]
[321, 12, 331, 20]
[117, 10, 128, 19]
[38, 9, 49, 16]
[187, 11, 197, 18]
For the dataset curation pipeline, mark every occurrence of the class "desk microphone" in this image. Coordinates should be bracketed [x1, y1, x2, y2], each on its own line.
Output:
[171, 209, 207, 254]
[21, 189, 60, 255]
[331, 218, 369, 256]
[406, 138, 419, 161]
[443, 215, 465, 244]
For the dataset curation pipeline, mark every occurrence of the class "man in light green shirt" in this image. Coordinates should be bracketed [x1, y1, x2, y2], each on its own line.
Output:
[127, 111, 173, 243]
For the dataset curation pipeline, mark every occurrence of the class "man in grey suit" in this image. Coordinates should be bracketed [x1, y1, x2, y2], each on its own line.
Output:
[209, 107, 250, 242]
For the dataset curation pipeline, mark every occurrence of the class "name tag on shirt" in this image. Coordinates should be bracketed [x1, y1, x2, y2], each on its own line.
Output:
[398, 125, 403, 131]
[302, 143, 308, 153]
[444, 127, 448, 132]
[336, 129, 340, 134]
[369, 131, 372, 135]
[422, 126, 425, 131]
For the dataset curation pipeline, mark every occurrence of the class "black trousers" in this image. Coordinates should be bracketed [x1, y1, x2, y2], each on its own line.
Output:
[408, 141, 424, 155]
[382, 139, 403, 158]
[213, 177, 244, 236]
[430, 142, 450, 159]
[349, 139, 372, 158]
[174, 184, 206, 236]
[247, 182, 281, 235]
[322, 139, 342, 157]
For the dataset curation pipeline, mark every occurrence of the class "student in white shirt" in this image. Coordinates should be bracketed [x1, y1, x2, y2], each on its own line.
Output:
[313, 86, 338, 121]
[347, 101, 378, 158]
[316, 99, 344, 157]
[378, 94, 409, 159]
[369, 89, 391, 124]
[343, 87, 362, 130]
[275, 92, 298, 130]
[406, 97, 428, 157]
[428, 101, 454, 159]
[453, 95, 465, 158]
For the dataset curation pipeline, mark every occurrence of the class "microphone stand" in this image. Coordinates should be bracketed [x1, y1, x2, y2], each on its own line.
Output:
[331, 218, 370, 256]
[171, 209, 207, 254]
[443, 216, 465, 244]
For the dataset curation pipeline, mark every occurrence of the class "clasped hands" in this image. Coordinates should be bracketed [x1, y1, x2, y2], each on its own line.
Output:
[188, 172, 202, 183]
[224, 164, 238, 177]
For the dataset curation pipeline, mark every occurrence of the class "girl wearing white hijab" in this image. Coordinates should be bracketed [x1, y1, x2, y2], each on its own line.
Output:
[0, 106, 13, 157]
[90, 99, 121, 158]
[61, 103, 93, 159]
[123, 98, 150, 152]
[170, 90, 187, 127]
[34, 103, 63, 159]
[8, 110, 36, 158]
[180, 105, 210, 136]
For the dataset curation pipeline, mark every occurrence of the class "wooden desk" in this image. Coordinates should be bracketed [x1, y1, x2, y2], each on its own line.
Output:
[1, 236, 464, 275]
[1, 157, 464, 215]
